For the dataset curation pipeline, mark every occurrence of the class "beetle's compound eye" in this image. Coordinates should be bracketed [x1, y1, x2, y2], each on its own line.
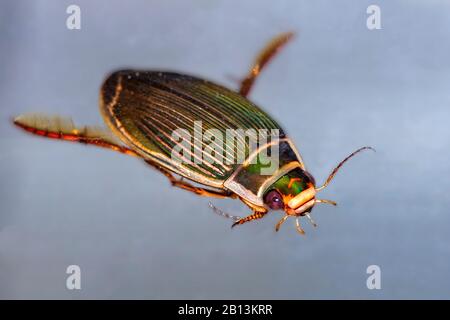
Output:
[264, 190, 284, 210]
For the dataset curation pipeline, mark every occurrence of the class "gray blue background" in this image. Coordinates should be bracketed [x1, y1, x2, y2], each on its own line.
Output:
[1, 0, 449, 299]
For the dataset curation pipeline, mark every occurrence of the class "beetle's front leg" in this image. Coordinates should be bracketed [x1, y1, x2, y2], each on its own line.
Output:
[209, 199, 267, 227]
[231, 211, 267, 228]
[229, 197, 268, 227]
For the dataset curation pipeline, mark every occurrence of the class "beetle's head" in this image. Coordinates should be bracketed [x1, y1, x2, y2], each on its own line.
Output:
[263, 146, 374, 234]
[263, 168, 317, 217]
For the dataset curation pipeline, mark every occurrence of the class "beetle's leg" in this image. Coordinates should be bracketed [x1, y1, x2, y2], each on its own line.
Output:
[229, 197, 267, 227]
[209, 197, 267, 226]
[315, 199, 337, 206]
[144, 160, 234, 199]
[231, 210, 267, 228]
[167, 173, 232, 198]
[275, 215, 289, 232]
[304, 213, 317, 227]
[208, 202, 241, 222]
[295, 218, 306, 235]
[13, 113, 138, 157]
[239, 32, 294, 97]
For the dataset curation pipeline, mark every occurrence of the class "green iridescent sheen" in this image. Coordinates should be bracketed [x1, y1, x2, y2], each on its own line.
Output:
[269, 168, 308, 197]
[245, 152, 273, 174]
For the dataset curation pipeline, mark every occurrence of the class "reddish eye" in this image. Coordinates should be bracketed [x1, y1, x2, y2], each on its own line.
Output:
[264, 190, 284, 210]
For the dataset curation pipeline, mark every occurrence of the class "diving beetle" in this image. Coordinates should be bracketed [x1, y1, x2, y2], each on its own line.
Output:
[13, 32, 373, 234]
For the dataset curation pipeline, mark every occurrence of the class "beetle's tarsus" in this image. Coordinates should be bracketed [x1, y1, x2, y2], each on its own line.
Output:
[295, 218, 306, 235]
[231, 211, 267, 228]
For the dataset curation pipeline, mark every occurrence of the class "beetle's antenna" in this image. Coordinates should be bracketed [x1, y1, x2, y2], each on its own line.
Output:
[316, 146, 375, 192]
[208, 202, 241, 221]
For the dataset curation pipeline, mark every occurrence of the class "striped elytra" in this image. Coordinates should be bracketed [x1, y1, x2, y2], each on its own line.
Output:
[99, 70, 286, 182]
